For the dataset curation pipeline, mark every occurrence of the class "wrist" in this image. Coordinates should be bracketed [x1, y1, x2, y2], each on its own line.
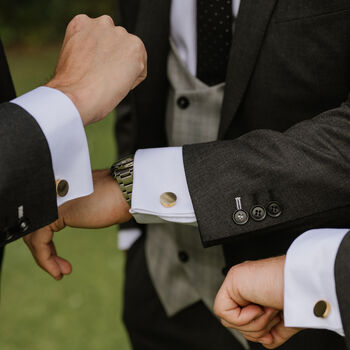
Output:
[93, 169, 132, 224]
[235, 256, 285, 310]
[111, 155, 134, 207]
[262, 255, 285, 309]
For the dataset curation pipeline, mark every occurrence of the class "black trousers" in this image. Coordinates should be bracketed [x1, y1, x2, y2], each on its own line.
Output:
[123, 235, 346, 350]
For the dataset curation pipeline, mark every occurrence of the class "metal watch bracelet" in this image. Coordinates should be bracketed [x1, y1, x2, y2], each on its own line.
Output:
[110, 155, 134, 206]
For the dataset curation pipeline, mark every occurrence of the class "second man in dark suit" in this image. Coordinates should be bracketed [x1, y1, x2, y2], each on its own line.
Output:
[27, 1, 350, 349]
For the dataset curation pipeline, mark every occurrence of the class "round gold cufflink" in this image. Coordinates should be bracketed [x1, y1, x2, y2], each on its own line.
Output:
[56, 179, 69, 197]
[314, 300, 331, 318]
[160, 192, 177, 208]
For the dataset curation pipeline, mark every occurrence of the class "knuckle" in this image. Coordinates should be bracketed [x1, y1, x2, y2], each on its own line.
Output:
[130, 34, 145, 52]
[98, 15, 114, 26]
[68, 14, 89, 33]
[227, 265, 237, 277]
[215, 310, 225, 320]
[139, 61, 146, 74]
[213, 304, 224, 319]
[115, 26, 128, 35]
[213, 304, 220, 317]
[220, 319, 230, 328]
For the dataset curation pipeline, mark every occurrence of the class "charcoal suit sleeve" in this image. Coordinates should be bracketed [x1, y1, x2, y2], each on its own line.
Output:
[183, 95, 350, 247]
[335, 231, 350, 349]
[0, 102, 58, 246]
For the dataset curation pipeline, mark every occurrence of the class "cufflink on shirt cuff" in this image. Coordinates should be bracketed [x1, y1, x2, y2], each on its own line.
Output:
[160, 192, 177, 208]
[56, 179, 69, 197]
[314, 300, 331, 318]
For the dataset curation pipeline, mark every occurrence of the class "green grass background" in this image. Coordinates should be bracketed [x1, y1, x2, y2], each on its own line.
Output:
[0, 46, 131, 350]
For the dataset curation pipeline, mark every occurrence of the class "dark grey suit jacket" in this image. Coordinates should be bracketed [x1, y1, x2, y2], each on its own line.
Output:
[336, 232, 350, 349]
[0, 41, 58, 258]
[116, 0, 350, 268]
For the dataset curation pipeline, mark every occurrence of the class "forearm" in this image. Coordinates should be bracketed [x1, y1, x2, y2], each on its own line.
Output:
[127, 97, 350, 250]
[183, 96, 350, 246]
[60, 170, 131, 229]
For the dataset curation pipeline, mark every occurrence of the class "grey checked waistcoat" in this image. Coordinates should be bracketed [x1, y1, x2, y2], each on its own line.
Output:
[145, 40, 248, 348]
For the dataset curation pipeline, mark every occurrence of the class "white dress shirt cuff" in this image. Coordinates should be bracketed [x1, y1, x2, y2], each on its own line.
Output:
[11, 87, 93, 206]
[130, 147, 197, 224]
[284, 228, 348, 336]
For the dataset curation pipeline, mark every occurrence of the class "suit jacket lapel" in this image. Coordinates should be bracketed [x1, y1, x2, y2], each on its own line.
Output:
[219, 0, 278, 138]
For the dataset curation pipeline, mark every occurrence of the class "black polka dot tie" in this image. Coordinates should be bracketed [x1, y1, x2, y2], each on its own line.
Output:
[196, 0, 233, 86]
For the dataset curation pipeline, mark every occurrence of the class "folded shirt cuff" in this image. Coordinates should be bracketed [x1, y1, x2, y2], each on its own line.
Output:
[284, 228, 348, 336]
[11, 87, 93, 206]
[130, 147, 197, 224]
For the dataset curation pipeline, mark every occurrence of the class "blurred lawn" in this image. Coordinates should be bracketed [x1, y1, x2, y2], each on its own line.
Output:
[0, 46, 131, 350]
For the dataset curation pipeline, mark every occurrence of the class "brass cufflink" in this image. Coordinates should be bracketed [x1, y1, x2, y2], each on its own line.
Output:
[314, 300, 331, 318]
[56, 179, 69, 197]
[160, 192, 177, 208]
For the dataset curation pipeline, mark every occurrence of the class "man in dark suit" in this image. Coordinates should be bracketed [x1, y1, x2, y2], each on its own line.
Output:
[27, 0, 350, 349]
[0, 14, 146, 276]
[114, 1, 350, 349]
[214, 228, 350, 350]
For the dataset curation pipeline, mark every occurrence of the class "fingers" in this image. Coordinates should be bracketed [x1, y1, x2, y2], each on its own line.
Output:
[222, 303, 266, 328]
[94, 14, 115, 26]
[24, 229, 61, 280]
[240, 312, 281, 341]
[219, 305, 282, 342]
[23, 226, 72, 280]
[261, 322, 301, 349]
[215, 280, 270, 330]
[224, 307, 280, 332]
[121, 32, 147, 90]
[215, 282, 282, 340]
[66, 14, 114, 37]
[53, 14, 148, 125]
[238, 319, 301, 349]
[66, 14, 90, 37]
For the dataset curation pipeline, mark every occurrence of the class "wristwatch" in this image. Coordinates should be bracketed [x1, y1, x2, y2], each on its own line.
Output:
[111, 155, 134, 206]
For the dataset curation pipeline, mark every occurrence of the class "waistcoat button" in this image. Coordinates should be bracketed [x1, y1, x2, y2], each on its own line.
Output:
[177, 96, 190, 109]
[178, 251, 189, 263]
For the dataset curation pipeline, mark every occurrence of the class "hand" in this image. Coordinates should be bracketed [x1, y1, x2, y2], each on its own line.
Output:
[214, 256, 301, 348]
[46, 14, 147, 126]
[23, 170, 132, 280]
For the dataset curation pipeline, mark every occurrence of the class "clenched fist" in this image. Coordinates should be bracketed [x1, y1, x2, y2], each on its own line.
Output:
[214, 256, 301, 348]
[47, 14, 147, 125]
